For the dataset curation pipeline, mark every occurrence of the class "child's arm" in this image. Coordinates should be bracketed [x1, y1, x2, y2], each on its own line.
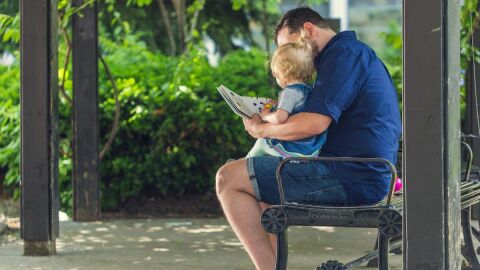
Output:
[260, 108, 290, 124]
[260, 87, 304, 124]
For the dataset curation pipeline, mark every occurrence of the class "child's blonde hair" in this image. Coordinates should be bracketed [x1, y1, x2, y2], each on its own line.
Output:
[270, 37, 315, 83]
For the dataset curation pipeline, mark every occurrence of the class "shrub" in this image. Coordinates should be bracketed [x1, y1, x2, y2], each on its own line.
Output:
[0, 61, 20, 197]
[97, 39, 275, 209]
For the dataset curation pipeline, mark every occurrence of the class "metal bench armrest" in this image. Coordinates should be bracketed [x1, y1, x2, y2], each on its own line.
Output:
[275, 157, 397, 206]
[462, 141, 473, 182]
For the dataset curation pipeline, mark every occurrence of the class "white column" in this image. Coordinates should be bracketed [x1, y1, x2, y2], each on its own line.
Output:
[329, 0, 349, 31]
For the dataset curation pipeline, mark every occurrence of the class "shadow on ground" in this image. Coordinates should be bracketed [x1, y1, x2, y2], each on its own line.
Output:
[0, 218, 401, 270]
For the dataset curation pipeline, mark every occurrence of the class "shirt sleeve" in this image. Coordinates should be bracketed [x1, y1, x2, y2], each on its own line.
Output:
[304, 47, 368, 124]
[277, 87, 305, 114]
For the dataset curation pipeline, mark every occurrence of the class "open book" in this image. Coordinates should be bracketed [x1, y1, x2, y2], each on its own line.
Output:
[217, 85, 270, 118]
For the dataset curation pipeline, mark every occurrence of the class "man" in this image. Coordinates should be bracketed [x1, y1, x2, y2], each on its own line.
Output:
[216, 7, 401, 270]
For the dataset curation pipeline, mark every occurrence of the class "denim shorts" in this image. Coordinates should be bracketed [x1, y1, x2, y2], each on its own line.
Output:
[246, 156, 350, 206]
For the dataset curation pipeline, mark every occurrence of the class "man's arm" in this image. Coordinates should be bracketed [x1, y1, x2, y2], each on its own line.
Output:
[243, 112, 332, 140]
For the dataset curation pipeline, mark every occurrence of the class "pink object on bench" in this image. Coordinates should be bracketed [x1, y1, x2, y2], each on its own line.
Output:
[394, 177, 403, 192]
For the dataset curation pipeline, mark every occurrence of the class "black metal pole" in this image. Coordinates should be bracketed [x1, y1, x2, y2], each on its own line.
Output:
[403, 0, 461, 269]
[72, 0, 100, 221]
[20, 0, 59, 256]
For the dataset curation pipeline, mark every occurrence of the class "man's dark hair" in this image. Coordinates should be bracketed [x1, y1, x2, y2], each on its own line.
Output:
[273, 7, 330, 45]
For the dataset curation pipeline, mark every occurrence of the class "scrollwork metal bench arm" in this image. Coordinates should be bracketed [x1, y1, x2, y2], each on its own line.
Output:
[262, 142, 480, 270]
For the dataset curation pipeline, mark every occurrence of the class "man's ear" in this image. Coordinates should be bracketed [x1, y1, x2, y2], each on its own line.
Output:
[302, 22, 317, 38]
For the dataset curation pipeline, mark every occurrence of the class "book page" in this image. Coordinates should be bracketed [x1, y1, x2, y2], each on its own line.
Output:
[239, 96, 270, 115]
[218, 85, 269, 118]
[218, 87, 250, 118]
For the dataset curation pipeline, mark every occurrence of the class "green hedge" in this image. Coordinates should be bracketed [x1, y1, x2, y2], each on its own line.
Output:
[0, 58, 20, 198]
[0, 37, 277, 212]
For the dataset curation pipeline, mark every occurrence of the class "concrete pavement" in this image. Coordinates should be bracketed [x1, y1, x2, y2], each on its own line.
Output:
[0, 218, 401, 270]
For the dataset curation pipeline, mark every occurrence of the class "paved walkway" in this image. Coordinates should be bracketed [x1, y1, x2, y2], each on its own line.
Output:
[0, 218, 401, 270]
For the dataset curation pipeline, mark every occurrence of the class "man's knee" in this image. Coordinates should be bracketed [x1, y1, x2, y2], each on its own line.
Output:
[215, 159, 250, 198]
[215, 164, 231, 198]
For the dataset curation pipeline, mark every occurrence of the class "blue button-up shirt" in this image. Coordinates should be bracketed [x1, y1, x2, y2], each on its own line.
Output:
[304, 31, 402, 204]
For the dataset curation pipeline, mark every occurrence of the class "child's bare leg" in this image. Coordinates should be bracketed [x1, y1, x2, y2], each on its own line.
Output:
[247, 139, 281, 158]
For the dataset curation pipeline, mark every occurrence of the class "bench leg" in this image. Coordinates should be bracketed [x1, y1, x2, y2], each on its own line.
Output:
[378, 233, 390, 270]
[275, 231, 288, 270]
[367, 234, 402, 267]
[377, 210, 402, 270]
[261, 207, 288, 270]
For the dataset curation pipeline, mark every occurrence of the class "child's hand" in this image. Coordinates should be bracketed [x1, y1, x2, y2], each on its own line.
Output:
[263, 99, 277, 112]
[266, 99, 278, 106]
[260, 107, 271, 120]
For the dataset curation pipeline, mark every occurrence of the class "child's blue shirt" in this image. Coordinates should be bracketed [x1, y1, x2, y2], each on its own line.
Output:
[268, 83, 327, 157]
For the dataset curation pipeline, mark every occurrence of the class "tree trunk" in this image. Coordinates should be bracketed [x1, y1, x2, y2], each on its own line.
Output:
[171, 0, 186, 52]
[186, 2, 202, 43]
[262, 0, 270, 53]
[157, 0, 176, 56]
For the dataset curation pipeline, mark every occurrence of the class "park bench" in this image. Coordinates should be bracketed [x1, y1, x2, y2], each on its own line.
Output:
[260, 142, 480, 270]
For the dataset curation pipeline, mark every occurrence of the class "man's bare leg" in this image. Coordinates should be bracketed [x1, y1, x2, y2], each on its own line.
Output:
[259, 202, 277, 254]
[216, 159, 276, 270]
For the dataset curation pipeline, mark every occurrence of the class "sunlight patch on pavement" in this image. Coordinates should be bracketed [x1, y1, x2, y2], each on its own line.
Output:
[311, 226, 336, 233]
[146, 226, 163, 232]
[137, 236, 153, 242]
[156, 238, 170, 242]
[153, 248, 170, 252]
[175, 224, 229, 234]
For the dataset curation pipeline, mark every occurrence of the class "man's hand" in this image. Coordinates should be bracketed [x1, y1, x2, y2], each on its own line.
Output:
[250, 112, 333, 141]
[243, 114, 264, 139]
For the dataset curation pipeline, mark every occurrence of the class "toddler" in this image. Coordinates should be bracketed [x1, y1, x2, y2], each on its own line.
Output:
[247, 38, 327, 158]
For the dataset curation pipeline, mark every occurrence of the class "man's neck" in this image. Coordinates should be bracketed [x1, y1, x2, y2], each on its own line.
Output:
[313, 28, 337, 54]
